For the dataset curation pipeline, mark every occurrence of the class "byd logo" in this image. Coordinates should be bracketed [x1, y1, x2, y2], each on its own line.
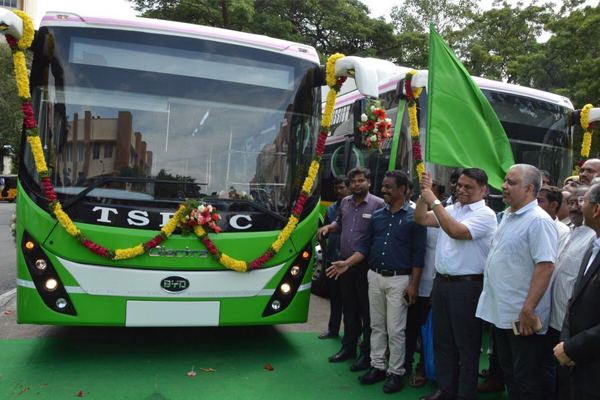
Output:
[161, 276, 190, 293]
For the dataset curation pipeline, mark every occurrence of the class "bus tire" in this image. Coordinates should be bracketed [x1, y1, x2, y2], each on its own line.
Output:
[311, 241, 330, 297]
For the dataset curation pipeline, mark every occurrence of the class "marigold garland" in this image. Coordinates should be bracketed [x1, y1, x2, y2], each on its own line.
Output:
[580, 104, 595, 160]
[6, 11, 347, 273]
[405, 71, 424, 179]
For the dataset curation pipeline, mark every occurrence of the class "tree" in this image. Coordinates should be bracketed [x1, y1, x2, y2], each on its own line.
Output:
[127, 0, 399, 61]
[454, 1, 554, 83]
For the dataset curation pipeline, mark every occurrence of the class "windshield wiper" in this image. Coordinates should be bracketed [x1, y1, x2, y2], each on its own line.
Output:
[201, 196, 289, 223]
[61, 176, 207, 210]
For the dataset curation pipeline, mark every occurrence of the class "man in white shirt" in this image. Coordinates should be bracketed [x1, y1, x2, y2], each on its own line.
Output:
[476, 164, 557, 400]
[415, 168, 497, 400]
[548, 185, 595, 400]
[537, 185, 571, 253]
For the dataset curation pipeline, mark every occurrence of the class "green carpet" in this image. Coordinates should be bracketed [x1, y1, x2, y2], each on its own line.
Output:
[0, 327, 507, 399]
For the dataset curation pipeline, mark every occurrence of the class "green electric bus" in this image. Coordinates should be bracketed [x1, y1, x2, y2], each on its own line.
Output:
[10, 11, 366, 326]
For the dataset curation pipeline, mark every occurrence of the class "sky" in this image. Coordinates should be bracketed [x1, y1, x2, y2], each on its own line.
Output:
[34, 0, 600, 28]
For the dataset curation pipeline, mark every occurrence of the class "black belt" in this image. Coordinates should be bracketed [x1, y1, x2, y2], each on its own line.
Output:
[371, 267, 412, 277]
[437, 273, 483, 282]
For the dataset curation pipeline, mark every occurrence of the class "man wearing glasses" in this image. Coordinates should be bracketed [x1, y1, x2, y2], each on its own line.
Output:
[554, 184, 600, 400]
[548, 186, 595, 400]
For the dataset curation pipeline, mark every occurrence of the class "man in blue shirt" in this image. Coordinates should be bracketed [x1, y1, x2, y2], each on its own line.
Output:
[318, 176, 350, 339]
[329, 170, 426, 394]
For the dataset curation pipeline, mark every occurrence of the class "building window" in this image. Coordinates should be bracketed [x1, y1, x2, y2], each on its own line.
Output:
[104, 143, 114, 158]
[0, 0, 18, 9]
[66, 144, 73, 162]
[78, 143, 84, 162]
[93, 143, 100, 159]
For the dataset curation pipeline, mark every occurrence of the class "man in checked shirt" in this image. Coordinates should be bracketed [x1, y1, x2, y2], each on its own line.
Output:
[328, 170, 426, 394]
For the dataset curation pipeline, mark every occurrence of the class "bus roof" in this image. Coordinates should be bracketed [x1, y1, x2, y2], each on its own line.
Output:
[40, 11, 320, 64]
[328, 59, 573, 110]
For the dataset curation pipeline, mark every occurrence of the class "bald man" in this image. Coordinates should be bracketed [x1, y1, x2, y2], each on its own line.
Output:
[578, 159, 600, 185]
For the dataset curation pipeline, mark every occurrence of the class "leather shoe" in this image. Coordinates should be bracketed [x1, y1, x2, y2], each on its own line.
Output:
[420, 389, 450, 400]
[328, 348, 356, 363]
[350, 355, 371, 372]
[318, 330, 339, 340]
[358, 367, 387, 384]
[383, 373, 404, 393]
[477, 378, 505, 393]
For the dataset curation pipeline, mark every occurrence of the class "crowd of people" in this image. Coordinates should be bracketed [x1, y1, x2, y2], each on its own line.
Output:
[316, 159, 600, 400]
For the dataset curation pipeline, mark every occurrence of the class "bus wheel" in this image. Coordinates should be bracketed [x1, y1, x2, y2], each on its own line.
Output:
[311, 241, 330, 297]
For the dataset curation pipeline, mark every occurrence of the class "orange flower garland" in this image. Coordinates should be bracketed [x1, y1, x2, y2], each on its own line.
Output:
[5, 11, 347, 272]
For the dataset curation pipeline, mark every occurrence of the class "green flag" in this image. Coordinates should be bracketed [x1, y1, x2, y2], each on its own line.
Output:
[426, 25, 514, 190]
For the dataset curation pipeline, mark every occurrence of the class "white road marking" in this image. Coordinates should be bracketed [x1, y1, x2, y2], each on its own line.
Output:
[0, 288, 16, 302]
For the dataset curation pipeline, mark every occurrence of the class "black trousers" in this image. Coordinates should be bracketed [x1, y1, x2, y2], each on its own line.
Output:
[495, 326, 545, 400]
[547, 327, 571, 400]
[327, 265, 343, 335]
[432, 276, 483, 400]
[572, 387, 600, 400]
[404, 296, 430, 376]
[484, 324, 505, 382]
[340, 261, 370, 355]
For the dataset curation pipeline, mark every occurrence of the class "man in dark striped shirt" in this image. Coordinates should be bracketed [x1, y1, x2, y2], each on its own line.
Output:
[328, 170, 426, 394]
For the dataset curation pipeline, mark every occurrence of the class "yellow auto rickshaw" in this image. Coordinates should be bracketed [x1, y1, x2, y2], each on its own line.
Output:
[0, 175, 17, 202]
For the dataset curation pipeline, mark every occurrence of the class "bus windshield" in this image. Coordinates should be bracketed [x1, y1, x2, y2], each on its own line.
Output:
[482, 89, 572, 185]
[23, 27, 321, 231]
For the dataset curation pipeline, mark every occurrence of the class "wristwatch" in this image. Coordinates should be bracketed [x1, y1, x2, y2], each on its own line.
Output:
[431, 199, 442, 208]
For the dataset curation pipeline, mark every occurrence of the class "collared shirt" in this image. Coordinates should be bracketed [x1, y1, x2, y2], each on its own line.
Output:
[584, 236, 600, 276]
[420, 227, 439, 297]
[434, 200, 497, 276]
[549, 225, 596, 330]
[476, 199, 558, 334]
[332, 192, 386, 259]
[554, 217, 571, 255]
[357, 202, 426, 271]
[324, 201, 342, 262]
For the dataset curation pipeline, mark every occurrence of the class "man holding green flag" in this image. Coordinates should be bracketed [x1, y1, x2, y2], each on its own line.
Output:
[425, 24, 514, 191]
[417, 26, 515, 400]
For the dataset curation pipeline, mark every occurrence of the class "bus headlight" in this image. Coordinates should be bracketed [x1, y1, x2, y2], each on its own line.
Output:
[291, 266, 301, 277]
[44, 278, 58, 291]
[56, 298, 68, 309]
[35, 259, 47, 270]
[280, 283, 292, 294]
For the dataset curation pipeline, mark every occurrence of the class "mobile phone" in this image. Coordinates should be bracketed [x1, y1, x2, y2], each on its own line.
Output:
[511, 315, 543, 335]
[402, 292, 410, 306]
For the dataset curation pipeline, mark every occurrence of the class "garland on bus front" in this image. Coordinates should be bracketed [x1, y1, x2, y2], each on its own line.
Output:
[6, 10, 347, 272]
[404, 71, 424, 179]
[580, 103, 595, 160]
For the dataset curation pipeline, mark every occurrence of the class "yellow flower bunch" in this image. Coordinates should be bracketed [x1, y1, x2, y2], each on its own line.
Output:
[301, 160, 320, 193]
[13, 51, 30, 98]
[161, 208, 183, 236]
[322, 90, 338, 127]
[219, 254, 248, 272]
[326, 53, 345, 88]
[27, 136, 48, 172]
[273, 215, 299, 252]
[53, 203, 81, 237]
[581, 104, 594, 130]
[12, 10, 34, 50]
[416, 162, 425, 179]
[582, 131, 592, 158]
[114, 244, 146, 260]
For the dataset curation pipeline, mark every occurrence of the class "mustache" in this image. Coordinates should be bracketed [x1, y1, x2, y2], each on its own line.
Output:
[569, 210, 583, 216]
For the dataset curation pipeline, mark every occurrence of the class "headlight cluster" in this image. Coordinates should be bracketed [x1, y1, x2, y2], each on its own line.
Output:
[22, 231, 77, 316]
[263, 242, 312, 317]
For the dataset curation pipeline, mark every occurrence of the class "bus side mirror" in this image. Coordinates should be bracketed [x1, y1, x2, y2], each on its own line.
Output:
[353, 98, 367, 146]
[314, 65, 327, 87]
